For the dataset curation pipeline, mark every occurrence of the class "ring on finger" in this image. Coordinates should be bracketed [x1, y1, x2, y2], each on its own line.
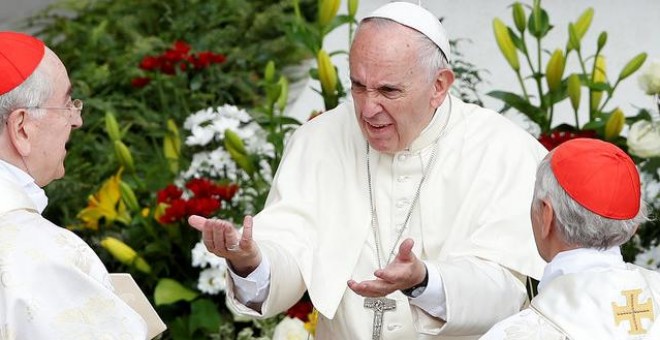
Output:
[226, 243, 241, 252]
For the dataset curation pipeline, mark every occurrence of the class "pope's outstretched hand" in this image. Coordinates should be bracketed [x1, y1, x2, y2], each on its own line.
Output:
[347, 238, 427, 297]
[188, 215, 262, 277]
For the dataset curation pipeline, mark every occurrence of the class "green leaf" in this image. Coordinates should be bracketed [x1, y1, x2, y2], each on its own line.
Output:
[154, 278, 199, 306]
[487, 90, 546, 123]
[189, 298, 222, 333]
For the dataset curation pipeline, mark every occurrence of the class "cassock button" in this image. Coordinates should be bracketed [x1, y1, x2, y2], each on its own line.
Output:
[397, 175, 409, 183]
[387, 324, 401, 331]
[396, 200, 408, 208]
[397, 153, 407, 161]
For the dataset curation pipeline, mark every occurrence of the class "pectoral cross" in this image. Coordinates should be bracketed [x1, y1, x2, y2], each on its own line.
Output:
[364, 297, 396, 340]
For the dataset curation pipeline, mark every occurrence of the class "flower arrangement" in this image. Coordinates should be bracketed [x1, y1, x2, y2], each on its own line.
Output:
[491, 0, 647, 145]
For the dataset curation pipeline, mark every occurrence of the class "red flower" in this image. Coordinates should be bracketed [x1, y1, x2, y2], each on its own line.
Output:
[186, 178, 217, 198]
[157, 184, 183, 203]
[131, 77, 151, 88]
[160, 61, 176, 75]
[211, 53, 226, 64]
[214, 184, 239, 201]
[186, 197, 221, 217]
[139, 56, 161, 71]
[172, 41, 191, 55]
[192, 52, 213, 69]
[538, 130, 597, 150]
[286, 300, 314, 322]
[159, 198, 187, 224]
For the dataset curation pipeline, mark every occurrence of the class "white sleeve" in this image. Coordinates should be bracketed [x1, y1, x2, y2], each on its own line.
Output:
[407, 260, 447, 319]
[227, 255, 271, 304]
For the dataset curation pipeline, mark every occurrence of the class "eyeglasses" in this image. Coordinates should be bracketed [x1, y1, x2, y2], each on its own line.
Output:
[26, 99, 84, 121]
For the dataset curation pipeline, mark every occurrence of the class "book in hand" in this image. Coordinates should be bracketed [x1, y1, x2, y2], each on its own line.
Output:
[110, 273, 167, 339]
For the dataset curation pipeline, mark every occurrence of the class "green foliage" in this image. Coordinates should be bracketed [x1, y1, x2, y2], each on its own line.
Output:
[25, 0, 317, 226]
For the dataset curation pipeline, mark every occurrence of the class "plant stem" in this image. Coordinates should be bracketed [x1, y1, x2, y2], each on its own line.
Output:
[514, 70, 529, 101]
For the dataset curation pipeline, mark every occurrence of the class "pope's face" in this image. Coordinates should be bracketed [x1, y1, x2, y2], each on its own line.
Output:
[27, 50, 83, 187]
[349, 22, 444, 154]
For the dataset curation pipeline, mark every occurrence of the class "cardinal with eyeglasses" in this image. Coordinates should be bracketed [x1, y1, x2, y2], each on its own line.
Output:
[0, 32, 149, 339]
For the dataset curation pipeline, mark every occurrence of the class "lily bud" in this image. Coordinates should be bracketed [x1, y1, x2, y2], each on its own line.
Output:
[493, 18, 520, 71]
[105, 112, 121, 142]
[574, 8, 594, 40]
[119, 181, 139, 212]
[567, 74, 582, 112]
[224, 129, 247, 156]
[318, 0, 340, 28]
[567, 23, 580, 52]
[114, 140, 135, 173]
[100, 237, 151, 274]
[224, 129, 254, 175]
[546, 49, 565, 93]
[512, 3, 526, 33]
[618, 53, 647, 82]
[597, 32, 608, 52]
[264, 60, 276, 83]
[604, 108, 625, 140]
[163, 119, 181, 174]
[348, 0, 359, 18]
[591, 56, 607, 112]
[317, 49, 337, 95]
[276, 75, 289, 112]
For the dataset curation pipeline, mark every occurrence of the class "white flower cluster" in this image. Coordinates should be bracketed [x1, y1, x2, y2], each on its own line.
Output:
[272, 317, 313, 340]
[182, 104, 275, 182]
[635, 243, 660, 271]
[192, 241, 228, 295]
[641, 170, 660, 211]
[638, 60, 660, 96]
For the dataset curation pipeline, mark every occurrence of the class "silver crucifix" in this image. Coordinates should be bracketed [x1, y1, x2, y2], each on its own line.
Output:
[364, 297, 396, 340]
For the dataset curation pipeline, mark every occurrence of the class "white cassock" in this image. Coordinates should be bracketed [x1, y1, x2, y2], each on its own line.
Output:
[481, 248, 660, 340]
[226, 95, 548, 339]
[0, 161, 148, 339]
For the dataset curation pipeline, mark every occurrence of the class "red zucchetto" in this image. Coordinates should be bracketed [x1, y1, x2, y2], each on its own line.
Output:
[0, 31, 46, 95]
[551, 138, 641, 220]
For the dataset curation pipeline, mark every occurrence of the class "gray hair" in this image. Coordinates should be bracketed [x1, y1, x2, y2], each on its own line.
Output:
[356, 18, 449, 82]
[0, 64, 52, 130]
[533, 154, 648, 249]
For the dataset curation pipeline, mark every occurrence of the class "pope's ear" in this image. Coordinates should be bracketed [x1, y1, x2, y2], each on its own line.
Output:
[431, 68, 454, 107]
[5, 109, 32, 157]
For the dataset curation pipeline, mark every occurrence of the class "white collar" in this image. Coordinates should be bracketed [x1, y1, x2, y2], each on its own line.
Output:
[538, 247, 625, 292]
[0, 159, 48, 213]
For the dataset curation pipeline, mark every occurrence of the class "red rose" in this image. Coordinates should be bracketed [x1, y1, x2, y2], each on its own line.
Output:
[131, 77, 151, 88]
[139, 56, 161, 71]
[157, 184, 183, 203]
[286, 300, 314, 322]
[186, 197, 221, 217]
[159, 198, 187, 224]
[538, 130, 597, 150]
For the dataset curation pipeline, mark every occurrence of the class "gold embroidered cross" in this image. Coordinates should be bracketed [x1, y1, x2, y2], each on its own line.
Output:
[612, 289, 655, 335]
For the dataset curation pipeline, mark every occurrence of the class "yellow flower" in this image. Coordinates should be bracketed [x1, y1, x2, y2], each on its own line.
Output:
[304, 309, 318, 336]
[100, 237, 151, 274]
[77, 170, 131, 230]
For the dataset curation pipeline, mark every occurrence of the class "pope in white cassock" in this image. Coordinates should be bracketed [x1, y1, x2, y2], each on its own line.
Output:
[189, 2, 548, 339]
[481, 138, 660, 340]
[0, 32, 148, 339]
